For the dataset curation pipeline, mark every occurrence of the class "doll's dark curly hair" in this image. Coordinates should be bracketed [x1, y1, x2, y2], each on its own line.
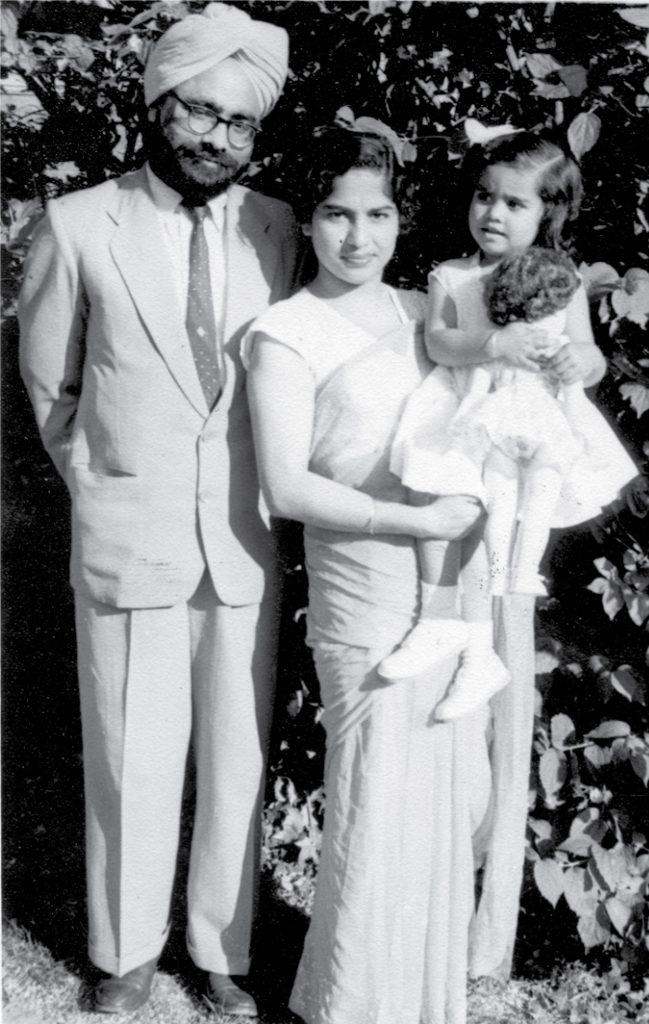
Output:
[486, 246, 580, 325]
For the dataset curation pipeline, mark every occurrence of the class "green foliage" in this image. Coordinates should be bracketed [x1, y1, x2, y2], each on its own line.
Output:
[2, 0, 648, 981]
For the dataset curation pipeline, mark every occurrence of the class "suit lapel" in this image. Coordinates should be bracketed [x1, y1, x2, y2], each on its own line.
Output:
[224, 185, 278, 351]
[108, 172, 208, 417]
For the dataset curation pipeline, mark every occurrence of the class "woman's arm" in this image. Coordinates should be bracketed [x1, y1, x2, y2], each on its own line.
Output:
[549, 283, 606, 387]
[426, 275, 555, 371]
[247, 334, 481, 540]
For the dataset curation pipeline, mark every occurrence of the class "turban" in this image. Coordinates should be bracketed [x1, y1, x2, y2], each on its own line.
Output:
[144, 2, 289, 118]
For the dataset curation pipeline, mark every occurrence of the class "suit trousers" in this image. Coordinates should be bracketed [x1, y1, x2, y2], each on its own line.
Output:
[74, 570, 277, 977]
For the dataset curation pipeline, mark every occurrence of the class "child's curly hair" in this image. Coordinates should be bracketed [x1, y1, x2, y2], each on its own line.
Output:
[486, 247, 580, 325]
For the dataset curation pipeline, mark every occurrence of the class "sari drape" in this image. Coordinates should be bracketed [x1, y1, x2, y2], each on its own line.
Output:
[281, 310, 536, 1023]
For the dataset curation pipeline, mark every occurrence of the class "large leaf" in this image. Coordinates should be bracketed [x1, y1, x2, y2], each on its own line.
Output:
[591, 843, 638, 891]
[587, 561, 626, 620]
[579, 261, 620, 300]
[606, 896, 633, 937]
[367, 0, 397, 14]
[528, 817, 554, 841]
[534, 858, 564, 907]
[564, 866, 598, 916]
[612, 272, 649, 326]
[577, 909, 610, 949]
[569, 807, 600, 834]
[617, 6, 649, 28]
[1, 198, 43, 253]
[525, 52, 562, 79]
[620, 384, 649, 418]
[533, 79, 570, 100]
[630, 752, 649, 785]
[567, 112, 601, 161]
[586, 720, 632, 740]
[610, 665, 646, 704]
[559, 833, 594, 856]
[551, 713, 576, 749]
[540, 748, 567, 806]
[559, 65, 588, 98]
[0, 5, 18, 54]
[585, 744, 613, 769]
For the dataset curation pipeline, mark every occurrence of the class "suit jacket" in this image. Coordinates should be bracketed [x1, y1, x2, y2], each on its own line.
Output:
[19, 167, 297, 608]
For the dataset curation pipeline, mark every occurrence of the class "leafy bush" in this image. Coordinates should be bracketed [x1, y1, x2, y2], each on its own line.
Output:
[2, 0, 648, 981]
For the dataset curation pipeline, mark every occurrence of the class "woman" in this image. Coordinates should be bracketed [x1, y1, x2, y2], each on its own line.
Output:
[245, 125, 533, 1024]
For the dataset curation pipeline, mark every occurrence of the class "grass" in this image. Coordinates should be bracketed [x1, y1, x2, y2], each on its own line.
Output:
[5, 915, 649, 1024]
[2, 866, 309, 1024]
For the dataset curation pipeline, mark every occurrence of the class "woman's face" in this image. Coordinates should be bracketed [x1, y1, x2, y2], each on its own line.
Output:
[306, 167, 400, 289]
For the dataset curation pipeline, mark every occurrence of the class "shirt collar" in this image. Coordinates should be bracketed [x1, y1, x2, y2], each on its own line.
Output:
[145, 163, 228, 221]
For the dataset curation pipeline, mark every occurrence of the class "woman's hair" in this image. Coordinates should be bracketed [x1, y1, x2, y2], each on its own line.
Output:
[463, 131, 583, 249]
[486, 246, 580, 324]
[291, 126, 405, 224]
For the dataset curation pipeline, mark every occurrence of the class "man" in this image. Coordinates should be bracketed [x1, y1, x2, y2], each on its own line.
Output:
[19, 4, 295, 1016]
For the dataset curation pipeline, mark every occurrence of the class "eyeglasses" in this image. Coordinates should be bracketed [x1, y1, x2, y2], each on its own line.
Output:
[169, 92, 260, 149]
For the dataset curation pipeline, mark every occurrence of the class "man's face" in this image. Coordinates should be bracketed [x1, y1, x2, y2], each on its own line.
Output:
[149, 58, 263, 201]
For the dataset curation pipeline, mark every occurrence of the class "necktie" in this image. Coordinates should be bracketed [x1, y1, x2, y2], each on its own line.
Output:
[185, 204, 224, 409]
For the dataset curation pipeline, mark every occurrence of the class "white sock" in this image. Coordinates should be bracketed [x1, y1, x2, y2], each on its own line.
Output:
[420, 581, 458, 621]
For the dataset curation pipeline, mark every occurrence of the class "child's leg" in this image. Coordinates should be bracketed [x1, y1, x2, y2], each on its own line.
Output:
[510, 455, 563, 594]
[482, 447, 520, 596]
[434, 525, 510, 723]
[417, 535, 464, 618]
[378, 496, 469, 681]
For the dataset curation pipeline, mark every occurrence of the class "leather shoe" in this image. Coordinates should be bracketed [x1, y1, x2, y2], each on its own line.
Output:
[204, 973, 258, 1018]
[93, 957, 158, 1014]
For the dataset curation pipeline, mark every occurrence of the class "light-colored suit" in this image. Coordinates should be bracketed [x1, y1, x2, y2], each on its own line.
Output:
[19, 166, 297, 975]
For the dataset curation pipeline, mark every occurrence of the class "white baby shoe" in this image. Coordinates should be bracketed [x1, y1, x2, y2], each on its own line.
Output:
[434, 646, 510, 722]
[378, 618, 469, 682]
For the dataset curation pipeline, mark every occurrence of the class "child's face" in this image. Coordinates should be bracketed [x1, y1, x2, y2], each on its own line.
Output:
[469, 163, 545, 264]
[305, 167, 399, 291]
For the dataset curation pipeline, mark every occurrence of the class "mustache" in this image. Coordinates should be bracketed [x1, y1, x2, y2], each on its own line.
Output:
[176, 144, 238, 170]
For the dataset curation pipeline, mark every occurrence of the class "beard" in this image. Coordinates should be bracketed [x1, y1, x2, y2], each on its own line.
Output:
[147, 125, 246, 204]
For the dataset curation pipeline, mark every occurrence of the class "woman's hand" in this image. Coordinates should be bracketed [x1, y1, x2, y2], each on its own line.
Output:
[491, 323, 558, 370]
[415, 495, 483, 540]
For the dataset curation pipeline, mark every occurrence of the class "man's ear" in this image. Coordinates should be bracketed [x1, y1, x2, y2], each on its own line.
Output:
[302, 223, 312, 237]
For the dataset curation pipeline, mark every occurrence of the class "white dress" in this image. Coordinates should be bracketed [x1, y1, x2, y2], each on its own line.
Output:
[245, 287, 539, 1024]
[391, 254, 638, 527]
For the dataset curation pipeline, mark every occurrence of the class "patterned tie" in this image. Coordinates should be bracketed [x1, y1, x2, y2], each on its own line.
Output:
[185, 203, 224, 409]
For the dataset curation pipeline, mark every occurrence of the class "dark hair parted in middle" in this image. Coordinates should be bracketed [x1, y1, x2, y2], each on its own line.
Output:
[462, 131, 583, 250]
[291, 126, 406, 225]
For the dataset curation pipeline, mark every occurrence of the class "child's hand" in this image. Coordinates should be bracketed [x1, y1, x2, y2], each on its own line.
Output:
[546, 342, 587, 384]
[491, 322, 557, 370]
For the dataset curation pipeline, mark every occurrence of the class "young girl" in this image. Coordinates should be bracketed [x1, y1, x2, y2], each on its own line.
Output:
[379, 130, 638, 723]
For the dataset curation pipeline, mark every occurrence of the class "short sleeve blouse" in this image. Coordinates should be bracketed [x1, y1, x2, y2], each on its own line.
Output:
[428, 253, 495, 337]
[242, 286, 426, 388]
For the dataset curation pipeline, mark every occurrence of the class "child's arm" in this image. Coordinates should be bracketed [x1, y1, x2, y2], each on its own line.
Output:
[547, 283, 606, 387]
[426, 275, 556, 371]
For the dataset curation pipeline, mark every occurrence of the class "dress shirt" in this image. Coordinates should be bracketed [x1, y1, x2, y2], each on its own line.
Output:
[146, 164, 227, 330]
